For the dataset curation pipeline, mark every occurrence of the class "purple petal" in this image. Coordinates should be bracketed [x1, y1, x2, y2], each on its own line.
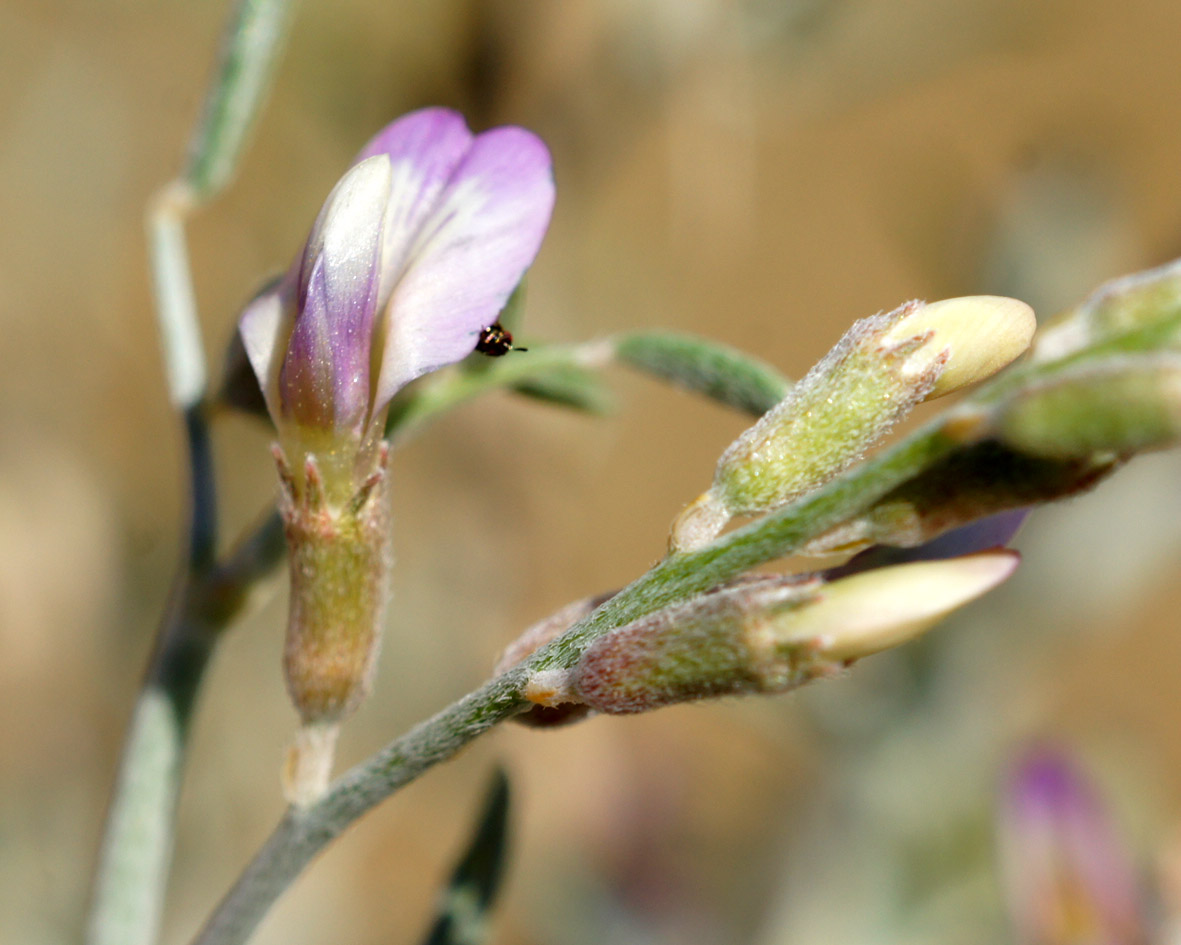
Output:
[355, 110, 475, 286]
[825, 510, 1031, 580]
[367, 119, 555, 408]
[279, 156, 389, 434]
[998, 747, 1145, 945]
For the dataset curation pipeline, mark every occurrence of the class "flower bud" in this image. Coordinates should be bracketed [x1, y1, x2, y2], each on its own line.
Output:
[1032, 257, 1181, 363]
[881, 295, 1035, 398]
[802, 441, 1113, 557]
[996, 355, 1181, 459]
[820, 508, 1028, 578]
[524, 552, 1017, 716]
[562, 575, 819, 713]
[767, 549, 1018, 661]
[670, 296, 1035, 553]
[998, 748, 1145, 945]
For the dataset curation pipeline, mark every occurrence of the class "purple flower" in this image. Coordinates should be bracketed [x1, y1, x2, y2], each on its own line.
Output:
[239, 108, 554, 482]
[240, 110, 554, 800]
[998, 747, 1146, 945]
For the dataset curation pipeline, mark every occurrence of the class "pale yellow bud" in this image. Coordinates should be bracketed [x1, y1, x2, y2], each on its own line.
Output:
[774, 550, 1018, 660]
[884, 295, 1036, 399]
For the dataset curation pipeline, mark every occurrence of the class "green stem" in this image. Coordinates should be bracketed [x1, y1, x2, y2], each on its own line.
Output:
[86, 409, 219, 945]
[185, 0, 299, 201]
[87, 475, 288, 945]
[147, 183, 205, 409]
[87, 2, 295, 942]
[190, 672, 530, 945]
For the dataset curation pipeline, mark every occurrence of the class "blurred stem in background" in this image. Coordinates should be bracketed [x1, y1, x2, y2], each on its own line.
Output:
[85, 3, 296, 945]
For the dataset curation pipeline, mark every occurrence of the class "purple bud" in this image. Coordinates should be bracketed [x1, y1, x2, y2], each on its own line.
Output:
[278, 156, 388, 436]
[998, 747, 1145, 945]
[825, 509, 1029, 579]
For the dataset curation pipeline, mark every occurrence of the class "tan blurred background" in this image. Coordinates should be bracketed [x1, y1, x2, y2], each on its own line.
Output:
[4, 1, 1181, 943]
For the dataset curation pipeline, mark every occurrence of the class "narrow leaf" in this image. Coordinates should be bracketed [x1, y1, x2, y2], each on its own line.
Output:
[614, 330, 791, 416]
[184, 0, 297, 200]
[421, 769, 512, 945]
[511, 365, 615, 414]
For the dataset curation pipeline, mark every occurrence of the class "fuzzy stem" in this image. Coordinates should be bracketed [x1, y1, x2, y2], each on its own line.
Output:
[184, 0, 299, 200]
[147, 182, 204, 410]
[190, 672, 530, 945]
[86, 406, 219, 945]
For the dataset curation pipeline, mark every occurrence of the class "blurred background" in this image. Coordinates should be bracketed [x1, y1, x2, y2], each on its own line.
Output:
[4, 1, 1181, 943]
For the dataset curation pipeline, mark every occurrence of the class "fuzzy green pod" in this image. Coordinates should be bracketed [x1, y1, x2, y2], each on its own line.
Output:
[280, 454, 392, 725]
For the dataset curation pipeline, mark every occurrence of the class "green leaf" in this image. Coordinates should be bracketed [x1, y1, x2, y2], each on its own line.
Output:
[385, 344, 610, 441]
[420, 769, 512, 945]
[614, 330, 791, 416]
[184, 0, 296, 201]
[511, 365, 615, 414]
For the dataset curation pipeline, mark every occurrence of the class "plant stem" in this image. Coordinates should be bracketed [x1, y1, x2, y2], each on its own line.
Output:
[86, 410, 220, 945]
[87, 2, 295, 942]
[190, 672, 530, 945]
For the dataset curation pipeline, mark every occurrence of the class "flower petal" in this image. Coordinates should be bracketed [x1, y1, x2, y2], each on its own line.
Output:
[355, 108, 477, 283]
[824, 508, 1030, 579]
[999, 748, 1145, 945]
[238, 276, 293, 427]
[370, 121, 556, 407]
[279, 156, 390, 434]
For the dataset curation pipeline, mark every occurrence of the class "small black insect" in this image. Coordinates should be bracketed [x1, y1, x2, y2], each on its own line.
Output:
[475, 322, 527, 357]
